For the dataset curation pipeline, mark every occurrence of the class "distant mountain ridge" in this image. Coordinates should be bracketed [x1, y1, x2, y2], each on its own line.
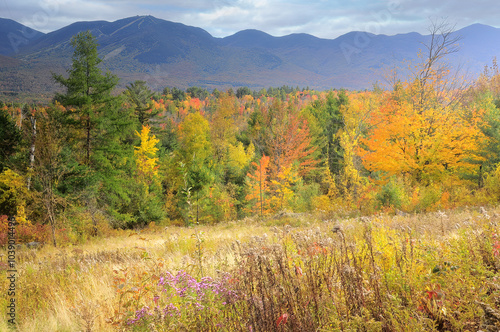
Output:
[1, 16, 500, 100]
[0, 18, 44, 55]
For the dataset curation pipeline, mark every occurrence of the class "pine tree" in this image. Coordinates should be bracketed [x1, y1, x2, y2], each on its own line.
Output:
[125, 80, 159, 126]
[53, 30, 121, 166]
[53, 30, 135, 227]
[0, 107, 22, 173]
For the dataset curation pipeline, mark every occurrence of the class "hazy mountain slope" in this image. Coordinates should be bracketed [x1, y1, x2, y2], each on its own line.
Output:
[1, 16, 499, 101]
[0, 18, 44, 55]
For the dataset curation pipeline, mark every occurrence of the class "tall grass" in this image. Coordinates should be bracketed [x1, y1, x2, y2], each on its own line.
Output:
[1, 207, 500, 331]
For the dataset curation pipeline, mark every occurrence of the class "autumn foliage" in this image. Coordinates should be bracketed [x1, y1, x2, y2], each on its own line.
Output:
[359, 94, 485, 185]
[245, 155, 271, 216]
[1, 28, 500, 238]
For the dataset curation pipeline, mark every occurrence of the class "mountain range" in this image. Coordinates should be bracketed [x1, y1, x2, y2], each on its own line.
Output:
[1, 15, 500, 101]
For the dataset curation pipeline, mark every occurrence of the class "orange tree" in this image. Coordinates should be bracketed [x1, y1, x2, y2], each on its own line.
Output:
[244, 97, 319, 214]
[245, 155, 271, 217]
[359, 21, 487, 190]
[265, 99, 318, 178]
[359, 85, 485, 186]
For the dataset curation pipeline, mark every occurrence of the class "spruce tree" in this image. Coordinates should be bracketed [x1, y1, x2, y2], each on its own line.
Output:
[0, 107, 22, 173]
[53, 30, 136, 227]
[124, 80, 159, 126]
[53, 30, 121, 165]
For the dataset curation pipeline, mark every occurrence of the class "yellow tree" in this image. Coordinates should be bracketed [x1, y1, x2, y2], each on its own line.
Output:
[133, 125, 165, 224]
[210, 93, 255, 178]
[210, 93, 237, 162]
[227, 141, 255, 176]
[176, 112, 214, 224]
[0, 169, 29, 224]
[335, 92, 374, 200]
[177, 112, 213, 165]
[269, 164, 300, 212]
[134, 125, 160, 186]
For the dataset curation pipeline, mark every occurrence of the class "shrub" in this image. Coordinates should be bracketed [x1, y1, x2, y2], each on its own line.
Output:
[414, 184, 442, 212]
[375, 177, 407, 210]
[0, 215, 50, 246]
[484, 163, 500, 202]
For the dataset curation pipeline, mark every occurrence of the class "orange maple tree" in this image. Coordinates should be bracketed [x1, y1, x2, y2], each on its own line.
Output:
[245, 155, 271, 217]
[359, 92, 485, 185]
[266, 99, 318, 178]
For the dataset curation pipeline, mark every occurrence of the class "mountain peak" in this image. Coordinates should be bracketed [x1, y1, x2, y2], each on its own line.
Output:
[457, 22, 499, 34]
[0, 17, 44, 55]
[221, 29, 276, 48]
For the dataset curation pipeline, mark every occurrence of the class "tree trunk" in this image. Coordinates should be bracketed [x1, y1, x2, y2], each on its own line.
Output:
[478, 165, 484, 188]
[259, 167, 263, 217]
[88, 197, 98, 236]
[49, 213, 57, 247]
[27, 112, 36, 191]
[45, 189, 57, 247]
[86, 117, 91, 165]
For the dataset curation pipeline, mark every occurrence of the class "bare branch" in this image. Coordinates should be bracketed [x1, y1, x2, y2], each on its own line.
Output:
[420, 19, 463, 83]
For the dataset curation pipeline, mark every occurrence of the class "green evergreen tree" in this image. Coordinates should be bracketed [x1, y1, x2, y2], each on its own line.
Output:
[0, 107, 22, 173]
[53, 30, 136, 227]
[308, 90, 348, 178]
[236, 86, 252, 98]
[186, 86, 209, 100]
[124, 80, 159, 126]
[171, 87, 186, 101]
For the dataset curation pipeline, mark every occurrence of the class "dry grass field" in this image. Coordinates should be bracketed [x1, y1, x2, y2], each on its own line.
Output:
[2, 206, 500, 331]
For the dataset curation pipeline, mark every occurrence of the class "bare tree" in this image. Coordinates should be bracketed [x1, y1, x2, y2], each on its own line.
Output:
[34, 107, 69, 247]
[22, 104, 37, 191]
[414, 20, 470, 111]
[419, 20, 462, 84]
[383, 19, 470, 114]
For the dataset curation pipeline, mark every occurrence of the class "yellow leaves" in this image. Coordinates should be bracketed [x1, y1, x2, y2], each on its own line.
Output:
[178, 112, 212, 163]
[227, 142, 254, 172]
[484, 163, 500, 200]
[245, 155, 271, 216]
[135, 126, 159, 158]
[211, 93, 237, 161]
[242, 94, 254, 103]
[134, 125, 160, 184]
[0, 169, 25, 197]
[334, 92, 371, 200]
[246, 157, 299, 215]
[269, 164, 299, 212]
[0, 169, 30, 224]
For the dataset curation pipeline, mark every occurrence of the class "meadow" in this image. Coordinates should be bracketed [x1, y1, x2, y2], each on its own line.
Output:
[2, 206, 500, 331]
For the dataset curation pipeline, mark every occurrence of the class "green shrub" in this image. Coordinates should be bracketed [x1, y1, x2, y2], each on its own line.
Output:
[375, 178, 406, 210]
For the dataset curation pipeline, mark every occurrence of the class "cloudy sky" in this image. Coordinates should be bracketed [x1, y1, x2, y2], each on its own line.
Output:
[1, 0, 498, 39]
